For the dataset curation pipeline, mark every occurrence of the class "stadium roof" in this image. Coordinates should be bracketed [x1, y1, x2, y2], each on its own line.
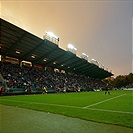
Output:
[0, 18, 113, 79]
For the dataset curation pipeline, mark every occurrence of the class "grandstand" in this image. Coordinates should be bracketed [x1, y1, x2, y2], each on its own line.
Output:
[0, 18, 113, 95]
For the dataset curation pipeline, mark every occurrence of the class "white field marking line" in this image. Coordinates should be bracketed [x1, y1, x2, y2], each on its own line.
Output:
[1, 97, 133, 114]
[0, 99, 81, 109]
[83, 93, 126, 109]
[85, 108, 133, 114]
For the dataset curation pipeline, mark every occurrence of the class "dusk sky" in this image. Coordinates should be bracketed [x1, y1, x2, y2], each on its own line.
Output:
[1, 0, 132, 77]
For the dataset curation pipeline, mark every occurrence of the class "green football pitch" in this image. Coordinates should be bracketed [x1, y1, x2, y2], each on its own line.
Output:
[0, 90, 133, 133]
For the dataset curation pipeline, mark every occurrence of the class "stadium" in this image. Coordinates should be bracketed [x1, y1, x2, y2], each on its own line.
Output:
[0, 18, 133, 133]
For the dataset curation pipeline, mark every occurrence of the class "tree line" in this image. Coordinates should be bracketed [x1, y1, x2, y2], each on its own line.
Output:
[103, 73, 133, 88]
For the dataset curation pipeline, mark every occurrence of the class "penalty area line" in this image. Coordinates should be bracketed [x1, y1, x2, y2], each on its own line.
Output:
[1, 94, 132, 115]
[85, 108, 133, 115]
[83, 93, 126, 109]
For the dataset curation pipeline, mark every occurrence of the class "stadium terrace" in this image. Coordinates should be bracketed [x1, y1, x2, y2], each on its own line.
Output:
[0, 18, 113, 95]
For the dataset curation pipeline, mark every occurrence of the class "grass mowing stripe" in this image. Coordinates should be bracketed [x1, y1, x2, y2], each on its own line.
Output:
[83, 93, 126, 109]
[1, 97, 133, 115]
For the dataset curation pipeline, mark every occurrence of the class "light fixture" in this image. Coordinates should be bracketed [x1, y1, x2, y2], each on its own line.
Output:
[68, 44, 77, 50]
[81, 53, 88, 61]
[31, 55, 35, 58]
[91, 58, 99, 66]
[91, 58, 96, 62]
[82, 53, 88, 57]
[68, 44, 74, 49]
[45, 31, 58, 40]
[67, 44, 77, 54]
[44, 31, 59, 45]
[16, 51, 20, 54]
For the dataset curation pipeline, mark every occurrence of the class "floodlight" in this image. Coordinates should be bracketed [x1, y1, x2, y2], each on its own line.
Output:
[82, 53, 88, 57]
[68, 44, 74, 49]
[46, 31, 58, 39]
[81, 53, 88, 61]
[67, 44, 77, 55]
[91, 58, 99, 66]
[91, 58, 96, 62]
[44, 31, 59, 45]
[74, 47, 77, 51]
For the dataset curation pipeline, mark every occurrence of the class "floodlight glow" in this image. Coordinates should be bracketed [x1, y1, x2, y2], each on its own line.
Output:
[91, 58, 96, 62]
[82, 53, 86, 56]
[46, 31, 58, 39]
[67, 44, 77, 55]
[82, 53, 88, 57]
[68, 44, 74, 49]
[92, 59, 99, 63]
[74, 47, 77, 50]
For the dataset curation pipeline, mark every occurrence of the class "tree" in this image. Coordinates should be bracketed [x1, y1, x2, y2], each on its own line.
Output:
[109, 73, 133, 88]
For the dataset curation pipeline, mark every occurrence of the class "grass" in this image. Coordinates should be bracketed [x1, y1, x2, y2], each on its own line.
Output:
[0, 90, 133, 128]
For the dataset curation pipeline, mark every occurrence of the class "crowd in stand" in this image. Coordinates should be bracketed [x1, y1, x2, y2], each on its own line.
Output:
[0, 62, 106, 94]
